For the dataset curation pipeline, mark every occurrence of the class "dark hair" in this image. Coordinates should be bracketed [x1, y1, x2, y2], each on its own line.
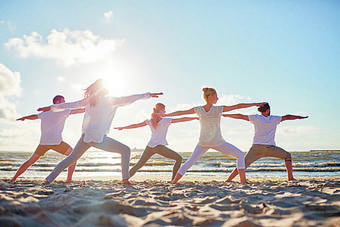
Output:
[53, 95, 64, 104]
[258, 103, 270, 113]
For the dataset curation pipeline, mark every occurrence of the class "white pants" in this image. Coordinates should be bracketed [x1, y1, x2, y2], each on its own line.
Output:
[178, 142, 245, 175]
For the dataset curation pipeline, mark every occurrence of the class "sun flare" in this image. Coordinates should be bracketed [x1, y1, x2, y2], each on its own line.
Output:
[99, 65, 128, 97]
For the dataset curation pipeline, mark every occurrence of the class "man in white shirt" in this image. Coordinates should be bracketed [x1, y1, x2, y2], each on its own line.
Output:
[11, 95, 85, 182]
[223, 103, 308, 182]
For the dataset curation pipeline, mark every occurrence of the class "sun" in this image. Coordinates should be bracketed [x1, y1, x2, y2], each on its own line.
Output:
[98, 64, 128, 97]
[102, 75, 127, 96]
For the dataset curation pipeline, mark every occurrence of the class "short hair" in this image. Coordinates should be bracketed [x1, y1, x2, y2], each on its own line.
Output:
[258, 103, 270, 113]
[53, 95, 64, 104]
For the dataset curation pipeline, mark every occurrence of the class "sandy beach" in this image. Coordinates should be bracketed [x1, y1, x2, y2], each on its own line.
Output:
[0, 176, 339, 227]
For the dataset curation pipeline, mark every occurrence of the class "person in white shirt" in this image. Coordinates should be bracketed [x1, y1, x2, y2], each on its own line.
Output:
[11, 95, 85, 182]
[38, 79, 162, 185]
[164, 88, 265, 184]
[115, 103, 198, 181]
[224, 103, 308, 182]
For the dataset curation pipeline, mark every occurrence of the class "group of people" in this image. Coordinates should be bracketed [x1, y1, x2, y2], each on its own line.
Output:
[11, 79, 308, 185]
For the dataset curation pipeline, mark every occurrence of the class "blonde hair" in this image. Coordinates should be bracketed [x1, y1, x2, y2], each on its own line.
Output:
[202, 87, 217, 102]
[84, 79, 109, 107]
[150, 103, 165, 129]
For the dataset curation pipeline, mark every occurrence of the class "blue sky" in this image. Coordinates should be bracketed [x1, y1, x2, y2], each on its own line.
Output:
[0, 0, 339, 152]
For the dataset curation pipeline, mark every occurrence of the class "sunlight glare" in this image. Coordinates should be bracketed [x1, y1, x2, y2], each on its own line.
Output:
[99, 64, 128, 96]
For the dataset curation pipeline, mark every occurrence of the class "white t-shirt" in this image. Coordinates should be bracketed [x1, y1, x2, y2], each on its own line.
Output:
[194, 106, 225, 147]
[145, 118, 172, 148]
[51, 93, 151, 143]
[248, 114, 282, 146]
[38, 110, 71, 145]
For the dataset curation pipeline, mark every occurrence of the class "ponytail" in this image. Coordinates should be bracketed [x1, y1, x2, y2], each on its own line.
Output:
[150, 103, 165, 129]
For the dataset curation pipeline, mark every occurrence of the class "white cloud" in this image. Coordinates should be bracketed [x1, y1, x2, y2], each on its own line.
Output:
[0, 21, 5, 25]
[0, 63, 22, 120]
[218, 94, 252, 106]
[0, 64, 22, 96]
[0, 121, 40, 151]
[278, 125, 319, 136]
[5, 29, 125, 67]
[104, 10, 113, 23]
[0, 96, 17, 120]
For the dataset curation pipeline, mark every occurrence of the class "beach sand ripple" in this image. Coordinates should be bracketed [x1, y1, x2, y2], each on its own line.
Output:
[0, 177, 339, 227]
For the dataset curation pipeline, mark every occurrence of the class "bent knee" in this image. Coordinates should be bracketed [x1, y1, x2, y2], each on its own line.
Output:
[125, 146, 131, 153]
[64, 147, 73, 156]
[236, 151, 245, 159]
[285, 153, 292, 161]
[176, 156, 183, 163]
[122, 146, 131, 156]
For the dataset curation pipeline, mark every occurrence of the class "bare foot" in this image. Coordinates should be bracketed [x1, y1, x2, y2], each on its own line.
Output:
[171, 173, 183, 184]
[121, 179, 133, 185]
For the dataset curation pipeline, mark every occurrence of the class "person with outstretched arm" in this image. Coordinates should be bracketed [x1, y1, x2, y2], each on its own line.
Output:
[224, 103, 308, 182]
[38, 79, 163, 185]
[11, 95, 85, 182]
[115, 103, 198, 181]
[164, 87, 266, 184]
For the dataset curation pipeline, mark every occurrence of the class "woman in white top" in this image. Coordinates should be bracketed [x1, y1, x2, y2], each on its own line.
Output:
[115, 103, 198, 181]
[165, 88, 265, 184]
[38, 79, 162, 185]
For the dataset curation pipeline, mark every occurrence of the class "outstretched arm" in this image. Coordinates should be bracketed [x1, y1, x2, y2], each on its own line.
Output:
[17, 114, 39, 121]
[223, 114, 249, 121]
[113, 92, 163, 106]
[171, 117, 199, 124]
[150, 92, 163, 98]
[281, 115, 308, 122]
[70, 109, 86, 115]
[223, 102, 267, 112]
[115, 121, 147, 130]
[38, 99, 87, 112]
[164, 108, 195, 117]
[37, 106, 51, 112]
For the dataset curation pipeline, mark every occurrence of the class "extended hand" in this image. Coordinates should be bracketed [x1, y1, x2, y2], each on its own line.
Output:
[150, 92, 163, 98]
[16, 117, 25, 121]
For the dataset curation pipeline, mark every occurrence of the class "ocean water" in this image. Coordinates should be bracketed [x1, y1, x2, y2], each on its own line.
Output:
[0, 149, 339, 180]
